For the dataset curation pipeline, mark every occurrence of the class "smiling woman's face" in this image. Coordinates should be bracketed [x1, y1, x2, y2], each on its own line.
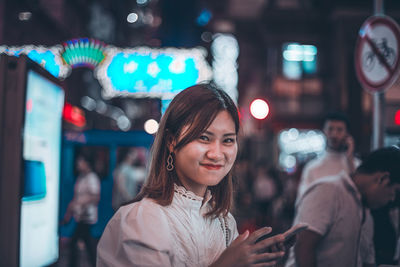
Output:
[172, 110, 238, 197]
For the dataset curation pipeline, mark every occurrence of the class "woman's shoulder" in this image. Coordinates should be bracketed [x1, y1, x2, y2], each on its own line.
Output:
[98, 198, 174, 265]
[225, 211, 236, 221]
[105, 198, 173, 244]
[225, 212, 237, 228]
[117, 198, 167, 223]
[121, 197, 160, 209]
[223, 212, 239, 244]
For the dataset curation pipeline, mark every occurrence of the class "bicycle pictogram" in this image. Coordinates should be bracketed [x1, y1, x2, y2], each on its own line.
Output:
[362, 37, 396, 71]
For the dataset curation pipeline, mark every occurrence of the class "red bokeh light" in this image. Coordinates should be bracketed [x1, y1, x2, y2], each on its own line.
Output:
[395, 110, 400, 126]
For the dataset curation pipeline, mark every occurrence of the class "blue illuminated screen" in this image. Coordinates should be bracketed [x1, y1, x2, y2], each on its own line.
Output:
[20, 70, 64, 267]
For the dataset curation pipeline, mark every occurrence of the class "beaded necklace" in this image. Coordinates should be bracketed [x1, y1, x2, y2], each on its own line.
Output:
[218, 216, 229, 248]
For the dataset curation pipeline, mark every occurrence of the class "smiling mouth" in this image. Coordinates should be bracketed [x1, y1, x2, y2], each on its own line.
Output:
[201, 164, 223, 170]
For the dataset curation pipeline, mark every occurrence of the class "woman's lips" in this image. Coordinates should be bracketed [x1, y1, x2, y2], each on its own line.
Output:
[201, 164, 223, 170]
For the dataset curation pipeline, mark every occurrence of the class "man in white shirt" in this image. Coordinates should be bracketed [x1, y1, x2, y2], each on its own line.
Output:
[297, 112, 359, 200]
[286, 146, 400, 267]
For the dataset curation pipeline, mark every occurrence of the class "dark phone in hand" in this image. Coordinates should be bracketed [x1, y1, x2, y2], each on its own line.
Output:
[255, 232, 274, 244]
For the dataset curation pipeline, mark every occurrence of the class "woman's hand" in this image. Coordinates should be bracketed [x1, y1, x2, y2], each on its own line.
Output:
[210, 227, 286, 267]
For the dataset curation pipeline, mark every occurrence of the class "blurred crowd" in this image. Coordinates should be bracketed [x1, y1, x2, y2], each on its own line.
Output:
[233, 159, 298, 237]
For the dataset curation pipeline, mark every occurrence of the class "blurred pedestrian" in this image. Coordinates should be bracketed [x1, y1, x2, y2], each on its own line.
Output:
[370, 143, 400, 266]
[296, 112, 360, 199]
[372, 202, 400, 265]
[252, 165, 283, 228]
[62, 153, 100, 267]
[97, 83, 288, 267]
[253, 166, 279, 213]
[112, 148, 146, 211]
[285, 146, 400, 267]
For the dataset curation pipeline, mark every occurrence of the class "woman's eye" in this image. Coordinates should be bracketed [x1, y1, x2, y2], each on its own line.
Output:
[199, 135, 209, 141]
[224, 138, 235, 144]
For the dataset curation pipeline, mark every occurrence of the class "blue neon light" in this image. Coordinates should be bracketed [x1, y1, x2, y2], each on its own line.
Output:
[161, 99, 173, 115]
[106, 52, 200, 94]
[27, 50, 61, 78]
[197, 9, 212, 26]
[5, 48, 24, 56]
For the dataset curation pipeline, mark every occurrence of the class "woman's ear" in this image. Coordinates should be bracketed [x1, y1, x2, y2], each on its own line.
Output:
[378, 172, 391, 185]
[167, 135, 176, 153]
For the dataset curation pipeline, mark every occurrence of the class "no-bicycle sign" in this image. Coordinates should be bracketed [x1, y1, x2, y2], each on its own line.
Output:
[355, 15, 400, 92]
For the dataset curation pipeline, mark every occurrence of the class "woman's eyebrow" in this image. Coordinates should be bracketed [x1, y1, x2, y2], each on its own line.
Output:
[203, 130, 236, 137]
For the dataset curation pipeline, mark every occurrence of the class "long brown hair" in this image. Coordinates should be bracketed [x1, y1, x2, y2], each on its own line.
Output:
[134, 83, 240, 218]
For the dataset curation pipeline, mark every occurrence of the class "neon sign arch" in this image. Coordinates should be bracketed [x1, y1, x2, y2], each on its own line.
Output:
[0, 38, 212, 99]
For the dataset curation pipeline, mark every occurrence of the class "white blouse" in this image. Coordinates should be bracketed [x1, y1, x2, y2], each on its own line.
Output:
[97, 184, 239, 267]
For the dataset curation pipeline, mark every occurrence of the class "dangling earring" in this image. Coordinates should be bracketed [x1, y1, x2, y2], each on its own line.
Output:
[166, 153, 174, 171]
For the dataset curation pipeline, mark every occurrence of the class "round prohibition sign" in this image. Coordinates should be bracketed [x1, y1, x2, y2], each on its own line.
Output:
[355, 15, 400, 92]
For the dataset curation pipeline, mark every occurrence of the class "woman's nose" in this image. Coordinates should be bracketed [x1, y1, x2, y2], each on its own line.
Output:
[206, 142, 224, 160]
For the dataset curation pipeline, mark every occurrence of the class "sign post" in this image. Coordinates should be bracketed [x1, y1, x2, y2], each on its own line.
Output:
[355, 2, 400, 149]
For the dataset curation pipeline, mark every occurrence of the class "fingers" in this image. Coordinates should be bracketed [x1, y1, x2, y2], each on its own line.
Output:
[284, 235, 296, 249]
[346, 136, 355, 154]
[253, 250, 285, 263]
[246, 227, 272, 244]
[347, 135, 354, 144]
[227, 229, 287, 267]
[253, 234, 285, 253]
[264, 243, 280, 253]
[231, 230, 250, 246]
[269, 242, 286, 252]
[251, 250, 285, 267]
[348, 138, 354, 148]
[252, 261, 278, 267]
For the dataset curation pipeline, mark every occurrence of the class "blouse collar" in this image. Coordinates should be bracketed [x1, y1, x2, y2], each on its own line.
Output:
[173, 184, 212, 214]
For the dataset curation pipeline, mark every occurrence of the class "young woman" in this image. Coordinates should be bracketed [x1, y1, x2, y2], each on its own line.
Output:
[63, 154, 100, 267]
[97, 84, 286, 267]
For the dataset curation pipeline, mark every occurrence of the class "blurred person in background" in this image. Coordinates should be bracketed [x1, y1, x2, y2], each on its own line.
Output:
[371, 144, 400, 265]
[296, 112, 360, 199]
[112, 147, 147, 211]
[286, 146, 400, 267]
[253, 165, 279, 215]
[268, 167, 300, 236]
[97, 84, 289, 267]
[233, 159, 259, 234]
[252, 165, 283, 228]
[62, 153, 101, 267]
[372, 198, 400, 265]
[294, 112, 375, 266]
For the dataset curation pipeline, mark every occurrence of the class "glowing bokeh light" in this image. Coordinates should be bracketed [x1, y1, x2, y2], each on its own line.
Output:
[250, 99, 269, 120]
[144, 119, 159, 134]
[211, 33, 239, 103]
[127, 13, 139, 23]
[395, 110, 400, 125]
